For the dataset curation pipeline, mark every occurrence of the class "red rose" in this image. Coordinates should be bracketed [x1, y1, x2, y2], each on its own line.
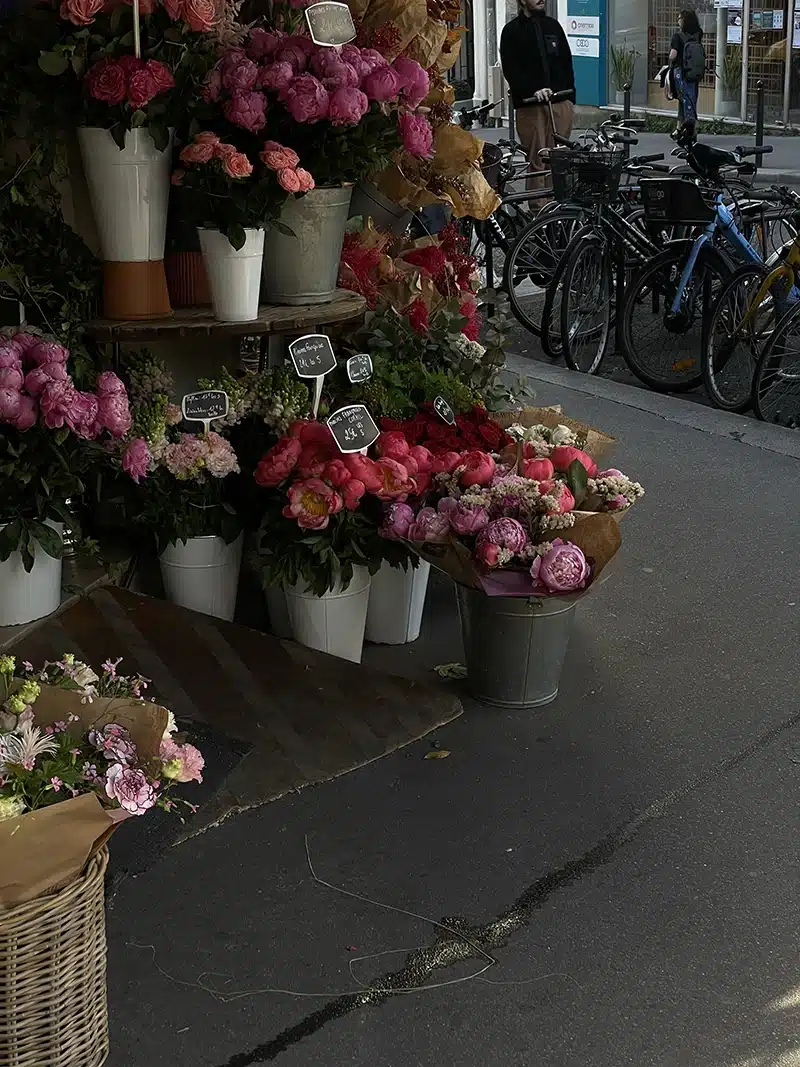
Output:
[86, 59, 126, 105]
[254, 436, 302, 487]
[477, 420, 507, 449]
[128, 68, 159, 108]
[145, 59, 175, 94]
[118, 55, 145, 75]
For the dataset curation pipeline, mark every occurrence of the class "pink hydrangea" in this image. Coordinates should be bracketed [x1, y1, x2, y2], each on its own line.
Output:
[223, 90, 267, 133]
[399, 111, 433, 158]
[282, 74, 329, 123]
[328, 86, 368, 126]
[392, 56, 430, 107]
[104, 763, 155, 815]
[122, 437, 152, 483]
[363, 65, 402, 101]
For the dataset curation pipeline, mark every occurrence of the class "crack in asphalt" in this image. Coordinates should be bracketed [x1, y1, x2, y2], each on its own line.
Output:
[216, 704, 800, 1067]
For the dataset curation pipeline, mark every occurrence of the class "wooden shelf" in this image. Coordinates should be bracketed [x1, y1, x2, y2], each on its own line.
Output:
[85, 290, 367, 343]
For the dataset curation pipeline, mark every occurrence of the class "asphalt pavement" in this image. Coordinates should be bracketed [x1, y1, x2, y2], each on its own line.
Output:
[104, 370, 800, 1067]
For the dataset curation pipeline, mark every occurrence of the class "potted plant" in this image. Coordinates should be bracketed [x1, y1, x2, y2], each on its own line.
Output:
[0, 331, 134, 626]
[174, 131, 315, 321]
[610, 39, 639, 105]
[720, 45, 742, 118]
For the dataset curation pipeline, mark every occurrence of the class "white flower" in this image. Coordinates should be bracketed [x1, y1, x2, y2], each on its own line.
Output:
[550, 424, 578, 447]
[0, 795, 25, 820]
[0, 722, 58, 773]
[162, 709, 177, 739]
[73, 664, 99, 689]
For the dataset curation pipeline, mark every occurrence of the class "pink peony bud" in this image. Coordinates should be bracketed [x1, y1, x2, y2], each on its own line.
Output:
[13, 393, 38, 430]
[0, 366, 23, 391]
[26, 340, 69, 367]
[0, 387, 22, 422]
[25, 362, 68, 398]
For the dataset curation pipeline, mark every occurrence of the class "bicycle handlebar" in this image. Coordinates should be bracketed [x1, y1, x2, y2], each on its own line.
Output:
[735, 144, 773, 158]
[520, 88, 574, 105]
[630, 152, 665, 165]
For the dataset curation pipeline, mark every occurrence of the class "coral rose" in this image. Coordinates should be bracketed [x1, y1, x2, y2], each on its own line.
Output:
[183, 0, 217, 32]
[254, 436, 302, 487]
[260, 141, 300, 170]
[222, 151, 254, 179]
[328, 86, 368, 126]
[127, 68, 160, 108]
[85, 58, 126, 105]
[277, 167, 301, 192]
[180, 140, 215, 165]
[282, 478, 343, 529]
[60, 0, 104, 24]
[460, 450, 496, 488]
[295, 168, 315, 192]
[550, 445, 598, 478]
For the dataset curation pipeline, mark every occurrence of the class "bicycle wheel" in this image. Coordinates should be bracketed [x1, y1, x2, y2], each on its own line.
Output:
[540, 232, 578, 360]
[703, 263, 774, 412]
[619, 242, 732, 392]
[560, 232, 613, 374]
[752, 298, 800, 426]
[503, 208, 583, 338]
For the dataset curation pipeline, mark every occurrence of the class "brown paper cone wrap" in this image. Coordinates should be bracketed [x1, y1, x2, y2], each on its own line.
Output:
[494, 406, 616, 461]
[103, 260, 173, 321]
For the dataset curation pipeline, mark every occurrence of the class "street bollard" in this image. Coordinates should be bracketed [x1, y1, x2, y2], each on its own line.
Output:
[755, 80, 764, 149]
[623, 82, 632, 160]
[508, 90, 515, 143]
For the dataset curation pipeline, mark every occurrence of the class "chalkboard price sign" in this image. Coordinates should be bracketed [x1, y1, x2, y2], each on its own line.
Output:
[433, 395, 455, 425]
[346, 353, 373, 384]
[181, 390, 229, 424]
[305, 0, 356, 45]
[327, 404, 380, 454]
[289, 334, 337, 378]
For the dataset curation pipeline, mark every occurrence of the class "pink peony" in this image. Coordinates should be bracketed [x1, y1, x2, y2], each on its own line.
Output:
[380, 501, 415, 539]
[0, 388, 22, 423]
[342, 452, 382, 492]
[341, 478, 365, 510]
[392, 56, 430, 107]
[0, 366, 23, 391]
[323, 458, 351, 487]
[13, 394, 37, 431]
[321, 60, 360, 91]
[430, 450, 461, 474]
[597, 468, 624, 478]
[530, 538, 590, 594]
[282, 74, 329, 123]
[363, 65, 402, 101]
[224, 90, 267, 132]
[448, 502, 489, 536]
[260, 141, 300, 170]
[104, 763, 155, 815]
[460, 450, 496, 488]
[295, 168, 315, 192]
[373, 457, 415, 500]
[26, 340, 69, 367]
[0, 345, 22, 367]
[221, 56, 259, 92]
[282, 477, 343, 529]
[254, 435, 302, 487]
[276, 43, 308, 73]
[407, 506, 450, 543]
[359, 48, 389, 74]
[122, 437, 152, 483]
[96, 370, 127, 396]
[183, 0, 217, 32]
[277, 167, 301, 192]
[128, 68, 160, 109]
[477, 517, 529, 560]
[409, 445, 433, 471]
[475, 541, 501, 568]
[25, 363, 67, 397]
[160, 738, 204, 783]
[376, 430, 410, 458]
[247, 28, 282, 61]
[222, 151, 254, 179]
[66, 390, 100, 439]
[258, 61, 295, 91]
[97, 393, 132, 437]
[39, 380, 77, 430]
[180, 140, 216, 164]
[550, 445, 598, 478]
[328, 86, 368, 125]
[521, 457, 554, 481]
[398, 111, 433, 158]
[8, 333, 39, 354]
[60, 0, 104, 24]
[85, 58, 127, 104]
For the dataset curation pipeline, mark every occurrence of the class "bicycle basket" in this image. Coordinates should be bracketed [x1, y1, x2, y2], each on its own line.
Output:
[639, 177, 717, 224]
[480, 142, 504, 191]
[550, 148, 624, 206]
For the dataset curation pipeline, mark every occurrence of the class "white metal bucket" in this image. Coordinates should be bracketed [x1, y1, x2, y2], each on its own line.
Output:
[283, 565, 370, 663]
[265, 583, 293, 639]
[365, 559, 430, 644]
[197, 227, 265, 322]
[77, 127, 173, 262]
[0, 522, 63, 627]
[159, 533, 243, 621]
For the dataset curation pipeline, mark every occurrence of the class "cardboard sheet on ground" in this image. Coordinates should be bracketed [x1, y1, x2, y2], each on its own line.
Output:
[0, 686, 168, 909]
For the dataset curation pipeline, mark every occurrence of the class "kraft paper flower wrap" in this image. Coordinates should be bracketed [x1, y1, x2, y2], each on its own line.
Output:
[492, 406, 616, 464]
[0, 687, 168, 909]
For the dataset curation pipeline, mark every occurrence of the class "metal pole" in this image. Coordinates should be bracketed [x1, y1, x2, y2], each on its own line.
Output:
[714, 3, 727, 116]
[740, 0, 751, 120]
[508, 90, 516, 142]
[755, 79, 764, 147]
[623, 83, 631, 160]
[783, 0, 795, 125]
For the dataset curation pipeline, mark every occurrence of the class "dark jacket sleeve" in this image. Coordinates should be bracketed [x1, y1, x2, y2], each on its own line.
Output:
[500, 22, 525, 97]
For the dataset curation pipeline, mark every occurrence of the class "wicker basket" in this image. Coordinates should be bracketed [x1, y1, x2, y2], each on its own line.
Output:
[0, 849, 109, 1067]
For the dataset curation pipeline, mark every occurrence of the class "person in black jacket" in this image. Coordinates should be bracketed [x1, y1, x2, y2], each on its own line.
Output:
[500, 0, 575, 190]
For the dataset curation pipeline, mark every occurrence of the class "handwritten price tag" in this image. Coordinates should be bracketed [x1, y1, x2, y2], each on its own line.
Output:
[433, 395, 455, 425]
[304, 0, 356, 45]
[289, 334, 337, 378]
[346, 353, 373, 384]
[327, 403, 380, 453]
[181, 390, 229, 433]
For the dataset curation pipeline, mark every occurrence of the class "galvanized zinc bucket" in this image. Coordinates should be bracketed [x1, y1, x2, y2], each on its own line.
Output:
[455, 586, 578, 708]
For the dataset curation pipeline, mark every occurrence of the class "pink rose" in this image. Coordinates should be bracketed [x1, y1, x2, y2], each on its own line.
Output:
[40, 380, 77, 429]
[328, 86, 368, 125]
[530, 538, 590, 594]
[460, 450, 496, 488]
[247, 28, 281, 61]
[277, 167, 301, 192]
[26, 340, 69, 366]
[180, 140, 215, 164]
[122, 437, 151, 483]
[282, 74, 329, 123]
[295, 168, 314, 192]
[0, 388, 21, 423]
[282, 477, 343, 530]
[363, 65, 402, 101]
[258, 61, 295, 91]
[183, 0, 217, 32]
[260, 141, 300, 170]
[380, 501, 415, 539]
[163, 0, 184, 18]
[392, 56, 430, 107]
[60, 0, 103, 24]
[195, 132, 220, 146]
[521, 457, 554, 481]
[398, 111, 433, 158]
[222, 151, 254, 179]
[127, 67, 159, 108]
[254, 436, 302, 487]
[144, 59, 174, 95]
[160, 738, 204, 783]
[85, 58, 127, 104]
[407, 506, 449, 543]
[448, 503, 489, 536]
[221, 57, 259, 92]
[66, 390, 100, 439]
[0, 366, 23, 390]
[104, 763, 155, 815]
[276, 44, 308, 73]
[550, 445, 598, 478]
[13, 394, 38, 431]
[224, 90, 267, 132]
[97, 393, 132, 437]
[96, 370, 126, 396]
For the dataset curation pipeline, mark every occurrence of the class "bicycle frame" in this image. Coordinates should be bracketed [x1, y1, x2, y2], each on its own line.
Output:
[738, 237, 800, 332]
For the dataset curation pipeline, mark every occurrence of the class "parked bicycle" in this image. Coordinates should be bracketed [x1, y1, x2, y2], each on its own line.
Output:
[751, 296, 800, 426]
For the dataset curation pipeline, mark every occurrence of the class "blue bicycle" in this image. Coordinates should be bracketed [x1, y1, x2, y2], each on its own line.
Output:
[618, 140, 795, 392]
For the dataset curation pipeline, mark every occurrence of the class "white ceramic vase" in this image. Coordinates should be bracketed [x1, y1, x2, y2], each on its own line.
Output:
[365, 560, 430, 645]
[283, 566, 370, 663]
[198, 227, 265, 322]
[159, 533, 243, 621]
[77, 126, 174, 320]
[0, 522, 63, 627]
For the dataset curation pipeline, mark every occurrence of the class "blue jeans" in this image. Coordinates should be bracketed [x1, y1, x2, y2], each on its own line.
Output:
[674, 69, 698, 125]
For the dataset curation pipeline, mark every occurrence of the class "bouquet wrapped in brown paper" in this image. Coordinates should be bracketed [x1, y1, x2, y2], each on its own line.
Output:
[0, 656, 203, 908]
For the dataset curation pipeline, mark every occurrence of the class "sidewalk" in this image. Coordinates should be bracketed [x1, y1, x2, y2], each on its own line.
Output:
[97, 374, 800, 1067]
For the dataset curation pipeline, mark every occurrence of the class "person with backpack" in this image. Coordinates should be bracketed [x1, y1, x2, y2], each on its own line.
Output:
[669, 9, 706, 143]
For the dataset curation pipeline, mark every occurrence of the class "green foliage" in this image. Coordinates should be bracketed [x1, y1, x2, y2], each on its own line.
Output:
[610, 39, 639, 92]
[135, 468, 241, 556]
